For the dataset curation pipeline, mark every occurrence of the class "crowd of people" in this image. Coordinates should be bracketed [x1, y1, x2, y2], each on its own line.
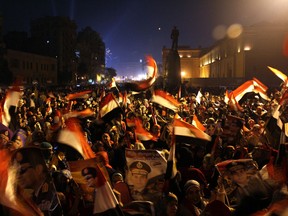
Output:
[0, 81, 287, 216]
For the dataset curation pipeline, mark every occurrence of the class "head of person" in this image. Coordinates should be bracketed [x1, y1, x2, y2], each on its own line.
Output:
[0, 128, 12, 147]
[226, 161, 248, 186]
[151, 124, 161, 137]
[164, 192, 178, 216]
[12, 147, 48, 190]
[40, 142, 54, 162]
[129, 161, 151, 191]
[102, 133, 112, 145]
[112, 172, 124, 186]
[7, 130, 27, 151]
[81, 167, 97, 188]
[184, 179, 202, 205]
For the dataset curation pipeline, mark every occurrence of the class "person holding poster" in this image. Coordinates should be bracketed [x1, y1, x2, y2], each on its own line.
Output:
[125, 149, 167, 205]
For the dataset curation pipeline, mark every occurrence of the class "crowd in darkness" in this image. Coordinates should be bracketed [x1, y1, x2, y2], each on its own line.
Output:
[0, 82, 287, 216]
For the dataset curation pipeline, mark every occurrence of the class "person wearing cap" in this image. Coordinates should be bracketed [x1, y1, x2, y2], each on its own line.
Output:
[11, 147, 64, 216]
[225, 160, 275, 213]
[129, 161, 151, 201]
[179, 179, 207, 216]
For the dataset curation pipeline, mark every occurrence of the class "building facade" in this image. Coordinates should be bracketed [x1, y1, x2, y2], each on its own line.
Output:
[5, 49, 58, 85]
[165, 22, 288, 89]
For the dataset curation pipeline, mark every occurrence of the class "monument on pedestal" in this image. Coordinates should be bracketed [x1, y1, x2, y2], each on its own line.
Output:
[165, 26, 181, 96]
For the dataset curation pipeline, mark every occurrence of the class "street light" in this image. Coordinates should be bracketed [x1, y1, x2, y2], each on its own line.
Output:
[181, 71, 186, 82]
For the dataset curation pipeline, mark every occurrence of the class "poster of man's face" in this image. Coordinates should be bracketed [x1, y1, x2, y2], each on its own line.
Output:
[125, 149, 167, 202]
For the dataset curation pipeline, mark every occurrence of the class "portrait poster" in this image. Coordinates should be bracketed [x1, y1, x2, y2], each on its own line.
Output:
[125, 149, 167, 203]
[69, 158, 109, 202]
[215, 159, 259, 207]
[220, 115, 245, 146]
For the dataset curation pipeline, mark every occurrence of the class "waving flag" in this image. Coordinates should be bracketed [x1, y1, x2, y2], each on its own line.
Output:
[228, 93, 244, 113]
[66, 90, 92, 100]
[230, 80, 254, 102]
[173, 118, 211, 141]
[268, 66, 288, 87]
[99, 93, 119, 118]
[1, 86, 22, 127]
[134, 118, 155, 141]
[57, 118, 95, 159]
[0, 149, 43, 216]
[122, 55, 158, 92]
[63, 108, 95, 120]
[192, 115, 206, 131]
[94, 163, 124, 215]
[151, 90, 181, 112]
[195, 90, 203, 104]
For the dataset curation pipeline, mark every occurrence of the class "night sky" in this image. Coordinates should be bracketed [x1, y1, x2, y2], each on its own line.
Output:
[1, 0, 288, 76]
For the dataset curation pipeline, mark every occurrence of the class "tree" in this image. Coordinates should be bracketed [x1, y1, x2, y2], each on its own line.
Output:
[105, 67, 117, 79]
[77, 27, 105, 81]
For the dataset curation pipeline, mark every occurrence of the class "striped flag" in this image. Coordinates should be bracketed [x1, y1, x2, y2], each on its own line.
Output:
[228, 93, 244, 113]
[192, 114, 206, 132]
[122, 55, 158, 92]
[151, 90, 181, 112]
[1, 86, 22, 127]
[0, 149, 43, 216]
[134, 118, 155, 141]
[57, 118, 95, 159]
[93, 163, 124, 215]
[173, 118, 211, 141]
[66, 90, 92, 100]
[99, 93, 119, 119]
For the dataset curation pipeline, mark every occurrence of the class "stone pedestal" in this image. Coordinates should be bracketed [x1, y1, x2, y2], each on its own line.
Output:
[165, 49, 181, 95]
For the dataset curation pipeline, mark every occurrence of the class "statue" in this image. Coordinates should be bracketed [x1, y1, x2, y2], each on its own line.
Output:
[171, 26, 179, 50]
[165, 26, 181, 95]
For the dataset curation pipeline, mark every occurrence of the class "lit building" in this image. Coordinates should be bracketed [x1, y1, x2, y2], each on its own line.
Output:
[163, 22, 288, 88]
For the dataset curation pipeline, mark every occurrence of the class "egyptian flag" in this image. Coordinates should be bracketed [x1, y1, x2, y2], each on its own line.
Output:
[0, 149, 43, 216]
[173, 118, 211, 141]
[192, 115, 206, 131]
[230, 80, 254, 102]
[99, 93, 120, 119]
[93, 164, 124, 216]
[121, 55, 157, 92]
[134, 118, 155, 141]
[151, 90, 181, 112]
[66, 90, 92, 100]
[228, 93, 244, 113]
[1, 86, 22, 127]
[62, 108, 95, 120]
[57, 118, 95, 159]
[268, 66, 288, 87]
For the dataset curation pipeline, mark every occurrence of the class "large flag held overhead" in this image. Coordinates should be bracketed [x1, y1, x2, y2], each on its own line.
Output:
[151, 90, 181, 112]
[57, 118, 95, 159]
[172, 118, 211, 141]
